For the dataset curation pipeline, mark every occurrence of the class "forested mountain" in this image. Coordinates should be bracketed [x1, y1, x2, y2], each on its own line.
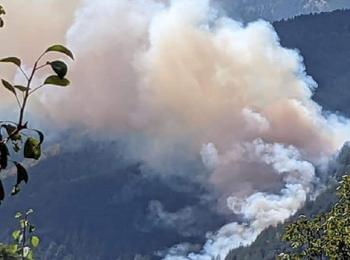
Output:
[225, 143, 350, 260]
[225, 9, 350, 260]
[275, 9, 350, 115]
[219, 0, 350, 22]
[0, 138, 228, 259]
[1, 7, 350, 260]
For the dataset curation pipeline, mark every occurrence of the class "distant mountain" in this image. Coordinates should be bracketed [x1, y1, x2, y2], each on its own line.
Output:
[218, 0, 350, 21]
[1, 7, 350, 260]
[275, 9, 350, 116]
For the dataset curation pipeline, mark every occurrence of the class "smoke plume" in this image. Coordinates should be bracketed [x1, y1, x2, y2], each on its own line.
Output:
[1, 0, 350, 259]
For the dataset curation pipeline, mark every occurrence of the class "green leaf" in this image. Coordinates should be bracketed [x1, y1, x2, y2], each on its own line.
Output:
[3, 124, 21, 141]
[14, 85, 27, 92]
[29, 224, 36, 233]
[13, 142, 20, 152]
[14, 162, 28, 185]
[11, 185, 20, 196]
[15, 212, 22, 219]
[0, 180, 4, 201]
[27, 250, 34, 260]
[45, 44, 74, 60]
[20, 219, 28, 229]
[23, 246, 30, 257]
[0, 57, 21, 67]
[3, 124, 16, 135]
[34, 129, 44, 144]
[50, 60, 68, 79]
[30, 236, 40, 248]
[1, 79, 16, 96]
[0, 143, 9, 169]
[7, 244, 18, 254]
[26, 208, 34, 215]
[24, 137, 41, 160]
[0, 6, 5, 15]
[44, 75, 70, 87]
[11, 230, 21, 241]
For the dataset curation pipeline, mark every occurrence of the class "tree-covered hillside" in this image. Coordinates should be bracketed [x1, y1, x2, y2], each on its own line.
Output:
[0, 137, 228, 260]
[226, 9, 350, 260]
[219, 0, 350, 22]
[225, 143, 350, 260]
[275, 9, 350, 116]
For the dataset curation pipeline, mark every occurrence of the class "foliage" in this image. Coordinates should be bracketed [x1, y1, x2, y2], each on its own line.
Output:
[279, 175, 350, 260]
[0, 7, 73, 259]
[0, 5, 4, 28]
[0, 44, 74, 202]
[0, 209, 40, 259]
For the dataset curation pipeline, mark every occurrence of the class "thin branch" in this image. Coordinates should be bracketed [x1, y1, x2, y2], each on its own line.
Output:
[0, 51, 48, 145]
[29, 84, 44, 95]
[19, 67, 29, 81]
[35, 52, 47, 66]
[0, 123, 26, 145]
[21, 214, 27, 260]
[15, 94, 21, 109]
[18, 51, 45, 127]
[1, 51, 49, 146]
[35, 62, 49, 71]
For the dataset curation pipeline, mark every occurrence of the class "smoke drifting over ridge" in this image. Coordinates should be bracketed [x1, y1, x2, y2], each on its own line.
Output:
[2, 0, 350, 259]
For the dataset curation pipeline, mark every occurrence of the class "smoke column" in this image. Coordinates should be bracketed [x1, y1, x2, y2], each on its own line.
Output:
[2, 0, 350, 259]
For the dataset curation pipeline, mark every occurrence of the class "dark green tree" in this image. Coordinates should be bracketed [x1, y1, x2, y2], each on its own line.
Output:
[279, 175, 350, 260]
[0, 4, 4, 28]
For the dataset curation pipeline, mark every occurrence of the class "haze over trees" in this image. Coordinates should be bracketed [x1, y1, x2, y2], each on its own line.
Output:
[226, 9, 350, 260]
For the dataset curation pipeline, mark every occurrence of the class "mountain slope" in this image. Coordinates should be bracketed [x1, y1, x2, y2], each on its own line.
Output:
[225, 143, 350, 260]
[0, 138, 228, 260]
[274, 9, 350, 115]
[225, 9, 350, 260]
[219, 0, 350, 22]
[1, 8, 350, 260]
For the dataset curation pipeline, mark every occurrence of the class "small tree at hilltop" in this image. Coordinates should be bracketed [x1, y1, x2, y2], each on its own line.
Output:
[279, 175, 350, 260]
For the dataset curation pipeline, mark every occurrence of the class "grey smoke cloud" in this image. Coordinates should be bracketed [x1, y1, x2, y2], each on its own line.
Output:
[148, 200, 199, 237]
[1, 0, 350, 259]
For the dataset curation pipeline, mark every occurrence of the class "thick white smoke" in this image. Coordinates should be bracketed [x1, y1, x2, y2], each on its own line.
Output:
[2, 0, 350, 259]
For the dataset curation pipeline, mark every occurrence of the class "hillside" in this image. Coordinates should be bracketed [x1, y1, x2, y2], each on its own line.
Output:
[1, 7, 350, 260]
[275, 9, 350, 116]
[219, 0, 350, 22]
[0, 138, 228, 259]
[225, 143, 350, 260]
[225, 9, 350, 260]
